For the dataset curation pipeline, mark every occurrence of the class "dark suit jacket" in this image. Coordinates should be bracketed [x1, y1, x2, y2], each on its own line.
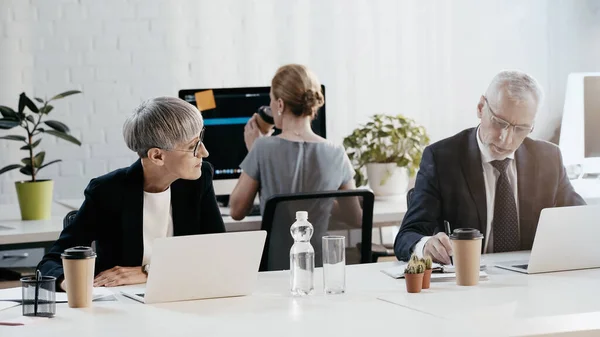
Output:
[394, 127, 585, 261]
[39, 160, 225, 286]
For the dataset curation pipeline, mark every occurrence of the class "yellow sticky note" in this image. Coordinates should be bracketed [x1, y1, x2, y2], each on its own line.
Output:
[194, 90, 216, 111]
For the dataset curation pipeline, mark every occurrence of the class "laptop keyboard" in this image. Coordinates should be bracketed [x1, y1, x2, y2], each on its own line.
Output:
[513, 264, 529, 269]
[136, 293, 145, 298]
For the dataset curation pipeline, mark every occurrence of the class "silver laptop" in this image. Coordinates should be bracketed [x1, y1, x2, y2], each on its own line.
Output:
[496, 205, 600, 274]
[121, 231, 266, 304]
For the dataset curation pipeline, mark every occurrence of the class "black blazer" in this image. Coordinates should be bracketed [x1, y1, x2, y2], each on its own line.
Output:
[394, 127, 585, 260]
[39, 160, 225, 284]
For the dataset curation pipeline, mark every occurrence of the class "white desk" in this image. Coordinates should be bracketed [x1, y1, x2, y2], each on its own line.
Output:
[571, 179, 600, 205]
[1, 252, 600, 336]
[0, 203, 73, 245]
[0, 196, 406, 246]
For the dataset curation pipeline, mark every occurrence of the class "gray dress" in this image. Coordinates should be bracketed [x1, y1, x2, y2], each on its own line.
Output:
[240, 137, 355, 270]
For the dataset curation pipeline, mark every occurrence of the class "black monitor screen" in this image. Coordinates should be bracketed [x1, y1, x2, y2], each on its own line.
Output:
[179, 86, 326, 180]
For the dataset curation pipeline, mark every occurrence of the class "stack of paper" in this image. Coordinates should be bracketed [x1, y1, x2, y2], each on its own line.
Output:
[0, 287, 115, 303]
[381, 262, 488, 280]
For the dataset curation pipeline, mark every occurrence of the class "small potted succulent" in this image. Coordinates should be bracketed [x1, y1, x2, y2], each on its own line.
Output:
[0, 91, 82, 220]
[404, 254, 425, 293]
[421, 256, 433, 289]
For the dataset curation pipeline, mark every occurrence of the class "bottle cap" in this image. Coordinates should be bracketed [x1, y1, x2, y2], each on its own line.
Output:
[295, 211, 308, 220]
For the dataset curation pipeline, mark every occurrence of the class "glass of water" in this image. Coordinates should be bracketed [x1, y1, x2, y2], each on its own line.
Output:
[322, 236, 346, 294]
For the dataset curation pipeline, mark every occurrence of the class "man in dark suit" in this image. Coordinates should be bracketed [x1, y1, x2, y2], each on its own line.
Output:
[394, 70, 585, 264]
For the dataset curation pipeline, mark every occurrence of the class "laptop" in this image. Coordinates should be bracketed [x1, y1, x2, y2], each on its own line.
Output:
[496, 205, 600, 274]
[121, 231, 266, 304]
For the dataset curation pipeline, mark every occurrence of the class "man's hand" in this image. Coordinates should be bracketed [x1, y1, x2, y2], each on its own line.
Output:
[423, 232, 453, 265]
[93, 266, 147, 287]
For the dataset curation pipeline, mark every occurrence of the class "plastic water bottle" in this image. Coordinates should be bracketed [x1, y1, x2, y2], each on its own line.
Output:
[290, 211, 315, 296]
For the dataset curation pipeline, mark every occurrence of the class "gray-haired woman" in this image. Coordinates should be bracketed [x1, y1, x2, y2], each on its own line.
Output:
[39, 97, 225, 291]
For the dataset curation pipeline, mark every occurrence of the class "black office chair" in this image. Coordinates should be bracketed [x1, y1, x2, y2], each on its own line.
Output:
[259, 189, 374, 271]
[369, 187, 414, 262]
[62, 210, 96, 251]
[407, 187, 414, 208]
[63, 210, 78, 229]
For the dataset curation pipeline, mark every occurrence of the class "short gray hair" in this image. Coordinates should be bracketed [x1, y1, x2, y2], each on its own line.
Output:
[486, 70, 544, 106]
[123, 97, 203, 157]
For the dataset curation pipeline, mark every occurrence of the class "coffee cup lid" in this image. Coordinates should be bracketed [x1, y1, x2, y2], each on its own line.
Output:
[61, 246, 96, 259]
[449, 228, 483, 240]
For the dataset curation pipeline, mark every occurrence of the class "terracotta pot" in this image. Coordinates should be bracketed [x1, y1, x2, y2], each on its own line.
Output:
[422, 269, 432, 289]
[404, 272, 424, 293]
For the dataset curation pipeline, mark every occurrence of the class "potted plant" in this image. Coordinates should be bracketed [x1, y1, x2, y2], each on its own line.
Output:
[404, 254, 425, 293]
[343, 114, 429, 197]
[0, 91, 82, 220]
[421, 256, 433, 289]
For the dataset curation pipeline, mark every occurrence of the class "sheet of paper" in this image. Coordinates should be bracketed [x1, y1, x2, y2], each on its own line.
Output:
[380, 262, 442, 279]
[0, 316, 49, 326]
[0, 286, 114, 303]
[194, 90, 216, 111]
[0, 301, 19, 312]
[381, 263, 487, 279]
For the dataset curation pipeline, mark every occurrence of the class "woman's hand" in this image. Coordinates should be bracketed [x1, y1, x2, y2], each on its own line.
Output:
[244, 114, 273, 151]
[93, 266, 147, 287]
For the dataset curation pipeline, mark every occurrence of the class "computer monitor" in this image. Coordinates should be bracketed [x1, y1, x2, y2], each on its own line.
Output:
[559, 73, 600, 177]
[179, 86, 326, 197]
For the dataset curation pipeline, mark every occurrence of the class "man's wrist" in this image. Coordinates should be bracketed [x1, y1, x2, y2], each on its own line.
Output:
[413, 236, 432, 259]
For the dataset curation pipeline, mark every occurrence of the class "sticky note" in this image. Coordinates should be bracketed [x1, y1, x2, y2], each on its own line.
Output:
[194, 90, 216, 111]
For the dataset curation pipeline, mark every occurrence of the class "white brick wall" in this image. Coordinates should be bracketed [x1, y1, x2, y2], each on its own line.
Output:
[0, 0, 598, 204]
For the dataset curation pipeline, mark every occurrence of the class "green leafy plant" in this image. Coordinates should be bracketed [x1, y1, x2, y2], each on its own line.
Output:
[343, 114, 429, 187]
[405, 253, 425, 274]
[0, 91, 82, 182]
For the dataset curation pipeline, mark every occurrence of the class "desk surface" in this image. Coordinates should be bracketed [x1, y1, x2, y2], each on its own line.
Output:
[0, 196, 406, 246]
[1, 252, 599, 336]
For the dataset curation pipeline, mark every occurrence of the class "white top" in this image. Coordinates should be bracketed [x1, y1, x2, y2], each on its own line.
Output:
[415, 127, 519, 257]
[142, 188, 174, 266]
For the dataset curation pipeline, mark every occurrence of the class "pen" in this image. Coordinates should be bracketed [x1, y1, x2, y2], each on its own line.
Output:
[444, 220, 453, 265]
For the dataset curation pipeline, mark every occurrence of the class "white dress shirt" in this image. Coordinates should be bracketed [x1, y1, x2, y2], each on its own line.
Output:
[142, 187, 174, 266]
[414, 127, 519, 257]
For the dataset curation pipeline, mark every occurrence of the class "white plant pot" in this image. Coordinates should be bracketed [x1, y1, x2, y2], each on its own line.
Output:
[366, 163, 409, 198]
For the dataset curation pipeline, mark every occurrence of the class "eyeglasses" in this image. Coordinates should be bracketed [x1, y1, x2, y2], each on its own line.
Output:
[483, 96, 534, 137]
[164, 127, 205, 157]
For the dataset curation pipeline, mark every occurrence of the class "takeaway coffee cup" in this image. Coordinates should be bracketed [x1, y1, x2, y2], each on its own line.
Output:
[61, 246, 96, 308]
[255, 105, 275, 134]
[449, 228, 483, 286]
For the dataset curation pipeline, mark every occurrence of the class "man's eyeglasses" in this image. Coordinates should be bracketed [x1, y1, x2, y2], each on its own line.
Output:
[483, 96, 533, 137]
[165, 127, 205, 157]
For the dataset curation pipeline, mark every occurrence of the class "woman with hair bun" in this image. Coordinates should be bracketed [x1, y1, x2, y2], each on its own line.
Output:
[229, 64, 358, 270]
[230, 64, 355, 220]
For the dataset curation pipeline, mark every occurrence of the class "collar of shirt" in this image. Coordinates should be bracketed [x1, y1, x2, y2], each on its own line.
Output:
[476, 126, 515, 164]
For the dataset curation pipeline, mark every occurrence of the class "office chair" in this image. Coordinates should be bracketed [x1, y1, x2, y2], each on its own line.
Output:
[259, 189, 374, 271]
[63, 210, 78, 229]
[369, 187, 414, 262]
[407, 188, 414, 207]
[62, 210, 96, 251]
